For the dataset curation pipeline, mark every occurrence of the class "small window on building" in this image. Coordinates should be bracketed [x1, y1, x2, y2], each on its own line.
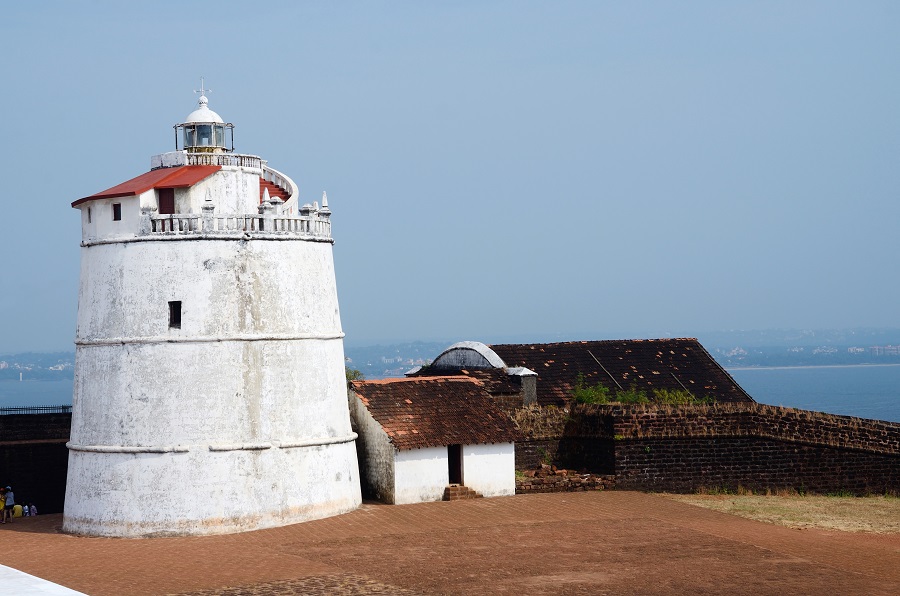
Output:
[112, 203, 122, 221]
[87, 207, 92, 223]
[168, 301, 182, 329]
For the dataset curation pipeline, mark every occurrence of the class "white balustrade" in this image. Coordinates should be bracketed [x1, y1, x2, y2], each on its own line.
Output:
[144, 212, 331, 239]
[185, 153, 263, 169]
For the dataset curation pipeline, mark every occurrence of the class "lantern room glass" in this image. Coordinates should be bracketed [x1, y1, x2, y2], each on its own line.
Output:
[175, 123, 234, 151]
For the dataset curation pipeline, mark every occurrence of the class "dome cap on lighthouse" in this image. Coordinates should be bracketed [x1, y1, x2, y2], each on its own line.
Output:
[184, 94, 224, 124]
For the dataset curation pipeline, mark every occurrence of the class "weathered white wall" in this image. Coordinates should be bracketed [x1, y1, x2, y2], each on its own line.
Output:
[393, 446, 449, 504]
[81, 195, 143, 242]
[64, 439, 360, 537]
[66, 168, 361, 536]
[74, 239, 342, 342]
[180, 167, 259, 214]
[348, 392, 395, 503]
[463, 443, 516, 497]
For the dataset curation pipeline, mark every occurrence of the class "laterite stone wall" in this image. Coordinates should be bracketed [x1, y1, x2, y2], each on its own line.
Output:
[514, 404, 900, 495]
[0, 413, 71, 513]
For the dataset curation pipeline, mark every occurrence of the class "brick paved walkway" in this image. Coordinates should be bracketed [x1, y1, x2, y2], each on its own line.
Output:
[1, 492, 898, 595]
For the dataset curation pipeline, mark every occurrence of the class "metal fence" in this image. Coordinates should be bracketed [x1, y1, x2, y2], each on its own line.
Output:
[0, 405, 72, 416]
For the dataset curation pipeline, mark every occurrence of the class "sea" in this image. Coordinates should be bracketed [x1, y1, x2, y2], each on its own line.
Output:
[1, 365, 899, 423]
[727, 364, 900, 423]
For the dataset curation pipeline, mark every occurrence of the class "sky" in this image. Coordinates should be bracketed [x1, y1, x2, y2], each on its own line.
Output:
[1, 1, 898, 352]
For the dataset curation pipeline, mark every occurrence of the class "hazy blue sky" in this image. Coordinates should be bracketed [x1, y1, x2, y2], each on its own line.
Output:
[1, 1, 898, 352]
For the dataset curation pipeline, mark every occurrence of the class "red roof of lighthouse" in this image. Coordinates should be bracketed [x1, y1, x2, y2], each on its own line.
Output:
[72, 165, 221, 208]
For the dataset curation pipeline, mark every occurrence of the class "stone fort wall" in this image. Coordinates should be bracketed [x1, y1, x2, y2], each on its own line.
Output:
[0, 413, 71, 513]
[515, 403, 900, 495]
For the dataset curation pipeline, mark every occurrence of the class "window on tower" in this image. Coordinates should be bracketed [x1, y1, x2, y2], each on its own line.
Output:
[112, 203, 122, 221]
[168, 301, 182, 329]
[183, 125, 195, 148]
[197, 125, 212, 146]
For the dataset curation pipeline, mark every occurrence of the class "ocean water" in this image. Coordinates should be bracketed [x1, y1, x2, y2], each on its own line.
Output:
[1, 366, 899, 423]
[728, 365, 900, 423]
[0, 380, 73, 409]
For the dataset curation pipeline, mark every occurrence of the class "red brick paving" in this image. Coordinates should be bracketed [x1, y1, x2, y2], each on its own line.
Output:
[1, 492, 898, 595]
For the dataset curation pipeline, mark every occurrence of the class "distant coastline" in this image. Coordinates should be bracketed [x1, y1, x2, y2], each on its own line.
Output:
[727, 363, 900, 372]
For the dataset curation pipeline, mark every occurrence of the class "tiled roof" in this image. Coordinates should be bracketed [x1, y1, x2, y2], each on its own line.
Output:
[464, 369, 523, 396]
[72, 166, 221, 207]
[351, 377, 521, 451]
[489, 339, 754, 406]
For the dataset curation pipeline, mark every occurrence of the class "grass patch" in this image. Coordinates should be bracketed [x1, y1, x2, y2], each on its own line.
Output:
[661, 492, 900, 533]
[572, 375, 712, 405]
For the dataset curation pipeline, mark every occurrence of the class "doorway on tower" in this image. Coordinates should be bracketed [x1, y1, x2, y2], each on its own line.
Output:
[448, 444, 462, 485]
[158, 188, 175, 214]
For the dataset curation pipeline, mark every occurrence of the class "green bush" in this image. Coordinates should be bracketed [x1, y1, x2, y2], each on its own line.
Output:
[615, 386, 650, 404]
[651, 388, 713, 405]
[572, 373, 612, 404]
[572, 376, 712, 406]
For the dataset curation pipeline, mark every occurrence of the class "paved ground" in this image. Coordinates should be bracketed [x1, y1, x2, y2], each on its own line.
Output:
[1, 491, 899, 595]
[0, 565, 87, 595]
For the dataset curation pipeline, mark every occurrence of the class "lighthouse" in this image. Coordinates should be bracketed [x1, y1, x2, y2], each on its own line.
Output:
[64, 87, 362, 536]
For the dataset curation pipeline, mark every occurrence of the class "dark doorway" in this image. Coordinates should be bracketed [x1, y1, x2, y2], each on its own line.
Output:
[158, 188, 175, 214]
[448, 444, 462, 484]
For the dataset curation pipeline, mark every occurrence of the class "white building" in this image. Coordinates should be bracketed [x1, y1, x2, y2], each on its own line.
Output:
[349, 377, 520, 504]
[64, 89, 361, 537]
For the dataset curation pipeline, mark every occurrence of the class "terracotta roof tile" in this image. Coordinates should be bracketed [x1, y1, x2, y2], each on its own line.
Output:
[72, 165, 221, 207]
[489, 339, 754, 406]
[351, 377, 521, 451]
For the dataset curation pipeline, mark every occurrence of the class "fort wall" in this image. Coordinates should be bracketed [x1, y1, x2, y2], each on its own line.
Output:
[514, 403, 900, 495]
[0, 413, 71, 513]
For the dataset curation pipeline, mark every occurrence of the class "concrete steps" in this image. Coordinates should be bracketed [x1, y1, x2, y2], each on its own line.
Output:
[443, 484, 483, 501]
[259, 179, 290, 203]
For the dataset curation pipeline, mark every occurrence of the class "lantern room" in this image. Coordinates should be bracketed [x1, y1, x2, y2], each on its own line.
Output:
[174, 93, 234, 153]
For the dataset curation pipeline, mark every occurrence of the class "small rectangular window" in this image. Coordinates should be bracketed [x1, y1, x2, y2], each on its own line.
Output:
[87, 207, 92, 223]
[112, 203, 122, 221]
[168, 301, 182, 329]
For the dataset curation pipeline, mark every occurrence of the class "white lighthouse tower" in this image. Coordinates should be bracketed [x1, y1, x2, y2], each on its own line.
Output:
[64, 87, 361, 537]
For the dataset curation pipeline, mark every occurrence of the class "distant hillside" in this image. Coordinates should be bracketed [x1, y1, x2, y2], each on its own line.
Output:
[9, 328, 900, 382]
[344, 341, 448, 380]
[0, 352, 74, 381]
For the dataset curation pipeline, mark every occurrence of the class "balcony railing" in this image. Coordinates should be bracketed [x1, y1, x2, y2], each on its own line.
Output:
[142, 211, 331, 239]
[186, 153, 263, 169]
[0, 405, 72, 416]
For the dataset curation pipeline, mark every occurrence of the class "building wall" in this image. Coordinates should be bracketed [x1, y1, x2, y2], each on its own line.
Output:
[81, 195, 142, 242]
[348, 393, 396, 503]
[394, 446, 449, 504]
[67, 195, 360, 536]
[73, 238, 342, 344]
[181, 167, 259, 214]
[462, 443, 515, 497]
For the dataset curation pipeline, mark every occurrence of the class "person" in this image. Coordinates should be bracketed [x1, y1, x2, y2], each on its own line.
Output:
[28, 503, 36, 516]
[3, 486, 14, 524]
[0, 488, 5, 524]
